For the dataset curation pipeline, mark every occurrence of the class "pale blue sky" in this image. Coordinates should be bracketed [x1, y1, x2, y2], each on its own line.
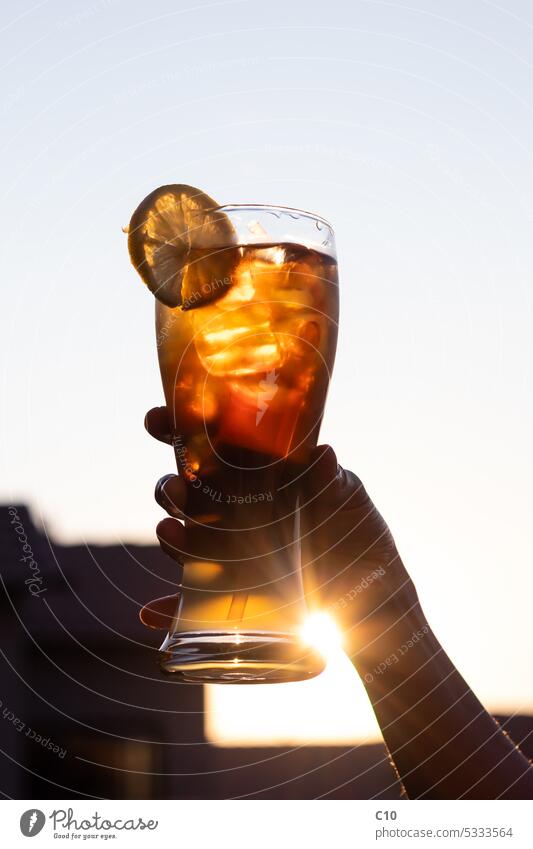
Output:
[2, 0, 533, 714]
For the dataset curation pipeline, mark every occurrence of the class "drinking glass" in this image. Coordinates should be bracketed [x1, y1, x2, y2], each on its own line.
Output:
[156, 204, 339, 683]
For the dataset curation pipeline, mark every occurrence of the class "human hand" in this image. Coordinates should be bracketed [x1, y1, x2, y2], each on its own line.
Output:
[140, 405, 418, 653]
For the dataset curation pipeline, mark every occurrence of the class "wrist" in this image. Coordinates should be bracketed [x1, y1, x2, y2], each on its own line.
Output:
[330, 554, 420, 637]
[340, 576, 436, 677]
[350, 599, 432, 669]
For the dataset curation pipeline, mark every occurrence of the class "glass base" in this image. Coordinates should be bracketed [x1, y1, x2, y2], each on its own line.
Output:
[159, 631, 326, 684]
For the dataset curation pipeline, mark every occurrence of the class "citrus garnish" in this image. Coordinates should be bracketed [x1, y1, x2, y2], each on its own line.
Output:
[127, 184, 236, 308]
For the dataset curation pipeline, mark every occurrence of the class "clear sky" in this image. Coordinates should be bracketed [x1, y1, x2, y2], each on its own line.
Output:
[2, 0, 533, 727]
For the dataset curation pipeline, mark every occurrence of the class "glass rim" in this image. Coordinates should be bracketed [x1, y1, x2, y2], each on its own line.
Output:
[214, 202, 334, 232]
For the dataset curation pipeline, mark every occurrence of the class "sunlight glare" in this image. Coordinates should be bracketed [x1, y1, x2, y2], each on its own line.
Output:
[205, 613, 381, 746]
[300, 612, 343, 656]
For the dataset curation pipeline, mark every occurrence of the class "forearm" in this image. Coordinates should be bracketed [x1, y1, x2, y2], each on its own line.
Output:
[348, 588, 533, 799]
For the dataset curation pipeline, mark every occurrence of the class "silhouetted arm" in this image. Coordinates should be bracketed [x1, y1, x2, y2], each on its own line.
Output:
[349, 587, 533, 799]
[300, 447, 533, 799]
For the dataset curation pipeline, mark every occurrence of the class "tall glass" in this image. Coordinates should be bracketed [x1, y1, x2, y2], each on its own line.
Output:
[156, 204, 339, 683]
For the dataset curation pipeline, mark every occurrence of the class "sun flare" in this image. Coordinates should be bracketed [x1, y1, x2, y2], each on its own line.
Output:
[300, 612, 344, 656]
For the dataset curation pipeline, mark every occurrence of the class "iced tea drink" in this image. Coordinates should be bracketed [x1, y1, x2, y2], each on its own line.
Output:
[156, 217, 338, 681]
[128, 189, 339, 682]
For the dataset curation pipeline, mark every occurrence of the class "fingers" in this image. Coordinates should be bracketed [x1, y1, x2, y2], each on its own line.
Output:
[144, 411, 186, 632]
[144, 478, 186, 630]
[156, 517, 186, 563]
[155, 473, 187, 517]
[144, 406, 172, 444]
[140, 593, 180, 629]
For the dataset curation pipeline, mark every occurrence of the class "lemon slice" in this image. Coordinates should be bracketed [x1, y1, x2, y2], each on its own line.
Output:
[127, 184, 236, 308]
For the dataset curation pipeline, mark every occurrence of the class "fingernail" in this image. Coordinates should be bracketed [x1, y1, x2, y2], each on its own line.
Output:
[156, 474, 179, 515]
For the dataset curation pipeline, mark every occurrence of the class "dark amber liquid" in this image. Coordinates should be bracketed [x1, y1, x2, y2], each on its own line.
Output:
[156, 243, 338, 643]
